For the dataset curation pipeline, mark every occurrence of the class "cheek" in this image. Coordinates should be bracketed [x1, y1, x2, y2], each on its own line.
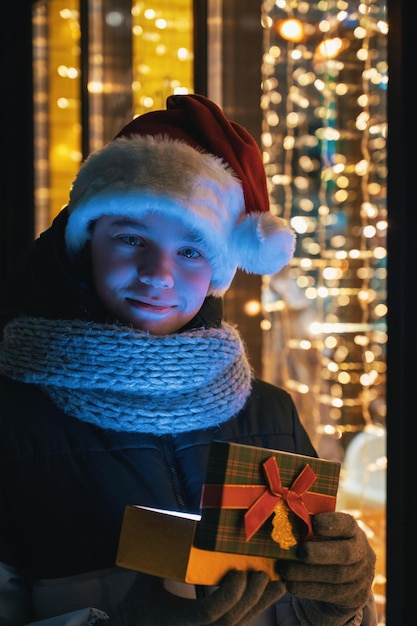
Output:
[92, 252, 126, 296]
[184, 270, 212, 304]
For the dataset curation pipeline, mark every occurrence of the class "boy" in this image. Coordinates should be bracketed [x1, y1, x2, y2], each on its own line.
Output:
[0, 94, 376, 625]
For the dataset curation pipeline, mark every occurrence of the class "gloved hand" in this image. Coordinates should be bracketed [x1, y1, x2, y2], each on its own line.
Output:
[276, 511, 376, 626]
[105, 569, 286, 625]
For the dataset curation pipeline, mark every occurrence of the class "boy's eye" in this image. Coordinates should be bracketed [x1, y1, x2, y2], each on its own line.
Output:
[119, 234, 142, 246]
[180, 247, 201, 259]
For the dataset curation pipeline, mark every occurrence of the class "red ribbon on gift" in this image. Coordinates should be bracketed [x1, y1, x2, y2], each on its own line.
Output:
[244, 456, 317, 541]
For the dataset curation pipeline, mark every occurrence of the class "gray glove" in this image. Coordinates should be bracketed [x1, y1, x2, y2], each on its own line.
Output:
[276, 512, 376, 626]
[104, 569, 285, 626]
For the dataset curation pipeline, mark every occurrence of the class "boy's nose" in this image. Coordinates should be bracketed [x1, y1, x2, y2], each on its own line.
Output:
[138, 253, 174, 289]
[139, 273, 174, 289]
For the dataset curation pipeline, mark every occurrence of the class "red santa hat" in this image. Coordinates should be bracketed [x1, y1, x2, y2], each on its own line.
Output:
[65, 94, 295, 296]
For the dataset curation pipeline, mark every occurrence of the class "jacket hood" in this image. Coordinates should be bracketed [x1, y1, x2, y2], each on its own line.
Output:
[0, 209, 103, 335]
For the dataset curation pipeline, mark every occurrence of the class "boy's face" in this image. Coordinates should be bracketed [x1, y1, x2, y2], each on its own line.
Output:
[90, 212, 213, 335]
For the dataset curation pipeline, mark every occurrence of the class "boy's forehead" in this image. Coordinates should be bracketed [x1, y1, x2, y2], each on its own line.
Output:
[96, 214, 205, 241]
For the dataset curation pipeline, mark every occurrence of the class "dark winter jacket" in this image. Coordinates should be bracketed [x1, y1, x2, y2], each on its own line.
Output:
[0, 374, 316, 581]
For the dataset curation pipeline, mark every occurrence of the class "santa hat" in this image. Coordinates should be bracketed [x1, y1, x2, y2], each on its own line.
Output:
[65, 94, 295, 296]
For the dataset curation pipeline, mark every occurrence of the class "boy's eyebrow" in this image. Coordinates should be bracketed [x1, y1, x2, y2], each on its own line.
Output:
[106, 218, 153, 234]
[107, 218, 145, 228]
[107, 217, 203, 243]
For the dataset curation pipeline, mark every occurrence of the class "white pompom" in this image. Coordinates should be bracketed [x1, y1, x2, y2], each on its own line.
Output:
[233, 213, 296, 275]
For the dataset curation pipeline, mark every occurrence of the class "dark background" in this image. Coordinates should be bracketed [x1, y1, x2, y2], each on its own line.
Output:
[1, 1, 415, 622]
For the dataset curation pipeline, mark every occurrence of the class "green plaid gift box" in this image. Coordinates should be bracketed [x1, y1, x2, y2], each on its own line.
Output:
[194, 441, 341, 560]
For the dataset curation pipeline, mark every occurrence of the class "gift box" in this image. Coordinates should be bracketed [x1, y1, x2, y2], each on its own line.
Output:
[116, 441, 340, 585]
[116, 505, 278, 585]
[193, 441, 341, 561]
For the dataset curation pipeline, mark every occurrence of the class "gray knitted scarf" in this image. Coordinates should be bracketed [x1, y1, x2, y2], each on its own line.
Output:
[0, 316, 253, 434]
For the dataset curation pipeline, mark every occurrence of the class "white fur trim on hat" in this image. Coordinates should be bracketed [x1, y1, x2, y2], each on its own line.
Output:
[65, 135, 295, 295]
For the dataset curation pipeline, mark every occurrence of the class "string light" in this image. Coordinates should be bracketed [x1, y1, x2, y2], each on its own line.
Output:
[275, 18, 305, 42]
[260, 0, 387, 446]
[261, 0, 387, 616]
[131, 0, 193, 115]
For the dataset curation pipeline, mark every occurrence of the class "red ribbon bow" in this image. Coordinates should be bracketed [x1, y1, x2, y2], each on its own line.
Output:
[244, 456, 317, 541]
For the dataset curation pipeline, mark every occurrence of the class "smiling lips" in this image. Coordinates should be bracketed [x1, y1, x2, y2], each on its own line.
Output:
[127, 297, 176, 313]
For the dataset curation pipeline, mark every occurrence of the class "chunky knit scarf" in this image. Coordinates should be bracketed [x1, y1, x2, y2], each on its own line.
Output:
[0, 316, 253, 434]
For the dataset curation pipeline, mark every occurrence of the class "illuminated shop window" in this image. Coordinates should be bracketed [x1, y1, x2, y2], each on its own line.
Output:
[33, 0, 81, 235]
[33, 0, 194, 233]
